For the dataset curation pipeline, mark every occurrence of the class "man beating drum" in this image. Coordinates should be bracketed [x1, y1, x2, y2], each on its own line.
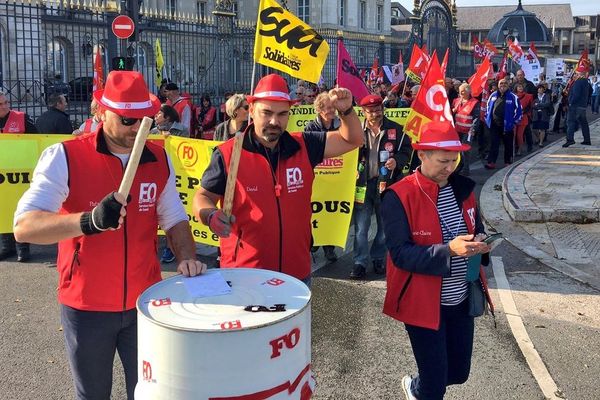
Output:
[14, 71, 207, 399]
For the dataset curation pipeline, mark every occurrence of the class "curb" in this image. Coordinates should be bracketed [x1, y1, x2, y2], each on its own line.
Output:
[480, 161, 600, 292]
[502, 119, 600, 223]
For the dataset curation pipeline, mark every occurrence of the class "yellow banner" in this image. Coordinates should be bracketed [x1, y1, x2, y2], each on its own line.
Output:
[403, 109, 430, 142]
[1, 134, 358, 248]
[0, 134, 72, 233]
[287, 105, 411, 131]
[254, 0, 330, 83]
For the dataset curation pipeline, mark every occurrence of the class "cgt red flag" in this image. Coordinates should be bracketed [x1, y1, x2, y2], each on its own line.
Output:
[440, 49, 449, 78]
[336, 38, 370, 102]
[93, 47, 104, 92]
[497, 52, 508, 80]
[406, 44, 430, 83]
[468, 56, 491, 98]
[368, 57, 379, 86]
[575, 49, 591, 73]
[404, 52, 453, 141]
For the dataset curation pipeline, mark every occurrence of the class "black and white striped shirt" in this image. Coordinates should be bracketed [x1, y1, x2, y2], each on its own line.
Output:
[437, 185, 469, 306]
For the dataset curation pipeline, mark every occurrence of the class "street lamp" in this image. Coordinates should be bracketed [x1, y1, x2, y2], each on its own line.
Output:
[503, 27, 519, 76]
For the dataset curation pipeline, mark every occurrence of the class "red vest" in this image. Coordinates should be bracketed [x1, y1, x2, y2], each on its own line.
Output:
[1, 111, 25, 133]
[453, 98, 478, 134]
[218, 133, 314, 280]
[382, 171, 486, 330]
[83, 118, 94, 133]
[168, 97, 191, 121]
[58, 130, 169, 311]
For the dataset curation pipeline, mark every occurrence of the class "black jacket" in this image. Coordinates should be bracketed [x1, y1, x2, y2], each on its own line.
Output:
[36, 108, 73, 134]
[357, 117, 413, 187]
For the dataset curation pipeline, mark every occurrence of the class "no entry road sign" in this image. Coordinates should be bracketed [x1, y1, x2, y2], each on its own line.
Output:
[112, 15, 135, 39]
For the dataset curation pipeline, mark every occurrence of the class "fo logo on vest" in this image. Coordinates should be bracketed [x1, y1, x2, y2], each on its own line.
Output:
[139, 182, 157, 212]
[286, 167, 304, 193]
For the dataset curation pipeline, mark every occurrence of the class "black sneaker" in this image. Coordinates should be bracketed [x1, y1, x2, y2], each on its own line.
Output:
[16, 247, 31, 263]
[349, 264, 366, 279]
[373, 259, 385, 274]
[581, 141, 591, 145]
[323, 246, 337, 263]
[562, 141, 575, 148]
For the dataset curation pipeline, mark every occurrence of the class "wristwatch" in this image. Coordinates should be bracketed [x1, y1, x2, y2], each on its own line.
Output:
[341, 105, 355, 116]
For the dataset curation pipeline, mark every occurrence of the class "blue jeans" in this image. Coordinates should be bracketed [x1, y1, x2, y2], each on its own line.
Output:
[61, 305, 138, 400]
[405, 300, 475, 400]
[352, 178, 386, 266]
[566, 106, 590, 143]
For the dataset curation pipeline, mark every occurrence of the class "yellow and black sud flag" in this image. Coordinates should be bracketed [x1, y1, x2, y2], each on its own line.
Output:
[254, 0, 330, 83]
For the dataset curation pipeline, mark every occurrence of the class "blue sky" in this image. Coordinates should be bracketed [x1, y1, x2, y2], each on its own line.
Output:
[397, 0, 600, 16]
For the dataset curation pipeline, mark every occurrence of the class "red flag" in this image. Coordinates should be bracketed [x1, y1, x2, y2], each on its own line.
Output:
[377, 68, 384, 84]
[368, 57, 379, 86]
[421, 45, 429, 59]
[406, 44, 430, 83]
[468, 56, 492, 98]
[93, 47, 104, 92]
[440, 49, 449, 78]
[336, 39, 370, 102]
[404, 52, 453, 141]
[507, 38, 524, 64]
[497, 52, 508, 80]
[575, 49, 591, 73]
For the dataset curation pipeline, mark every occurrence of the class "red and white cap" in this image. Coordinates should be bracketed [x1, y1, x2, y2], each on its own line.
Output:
[247, 74, 295, 105]
[93, 71, 160, 118]
[412, 120, 470, 152]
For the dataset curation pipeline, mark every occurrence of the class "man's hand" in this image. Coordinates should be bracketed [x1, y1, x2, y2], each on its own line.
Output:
[207, 209, 235, 238]
[384, 158, 397, 171]
[177, 259, 208, 277]
[80, 192, 127, 235]
[448, 234, 490, 257]
[328, 88, 354, 113]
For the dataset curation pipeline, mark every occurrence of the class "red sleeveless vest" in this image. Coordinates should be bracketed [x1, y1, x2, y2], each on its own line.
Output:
[58, 131, 169, 311]
[453, 98, 478, 134]
[218, 132, 315, 280]
[2, 111, 25, 133]
[382, 171, 479, 329]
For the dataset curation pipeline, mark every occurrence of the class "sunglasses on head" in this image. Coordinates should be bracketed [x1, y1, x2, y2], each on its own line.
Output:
[120, 116, 142, 126]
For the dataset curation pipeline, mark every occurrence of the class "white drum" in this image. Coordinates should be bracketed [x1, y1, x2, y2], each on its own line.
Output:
[135, 268, 313, 400]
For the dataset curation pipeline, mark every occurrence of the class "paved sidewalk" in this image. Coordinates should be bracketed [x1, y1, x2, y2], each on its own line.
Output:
[481, 119, 600, 290]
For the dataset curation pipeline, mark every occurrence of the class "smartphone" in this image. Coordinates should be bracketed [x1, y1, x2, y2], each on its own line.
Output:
[483, 233, 503, 245]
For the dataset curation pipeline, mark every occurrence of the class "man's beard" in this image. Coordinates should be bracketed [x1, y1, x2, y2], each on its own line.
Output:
[261, 124, 283, 142]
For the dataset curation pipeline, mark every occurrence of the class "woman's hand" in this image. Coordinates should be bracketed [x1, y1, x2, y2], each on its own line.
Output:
[449, 234, 490, 257]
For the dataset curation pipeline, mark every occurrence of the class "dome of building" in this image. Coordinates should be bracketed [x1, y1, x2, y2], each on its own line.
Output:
[486, 0, 551, 44]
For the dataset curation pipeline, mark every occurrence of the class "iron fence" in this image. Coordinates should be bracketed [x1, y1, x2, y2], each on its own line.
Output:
[1, 0, 406, 128]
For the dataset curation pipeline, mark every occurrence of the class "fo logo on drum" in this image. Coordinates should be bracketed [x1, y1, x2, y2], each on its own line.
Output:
[142, 360, 156, 383]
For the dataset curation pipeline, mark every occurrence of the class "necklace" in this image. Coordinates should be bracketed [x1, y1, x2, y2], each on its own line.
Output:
[262, 145, 282, 197]
[415, 172, 463, 240]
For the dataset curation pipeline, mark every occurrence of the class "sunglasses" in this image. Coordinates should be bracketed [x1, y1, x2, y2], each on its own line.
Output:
[120, 116, 142, 126]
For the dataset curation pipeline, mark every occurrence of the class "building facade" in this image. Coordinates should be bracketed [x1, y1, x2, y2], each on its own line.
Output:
[0, 0, 400, 125]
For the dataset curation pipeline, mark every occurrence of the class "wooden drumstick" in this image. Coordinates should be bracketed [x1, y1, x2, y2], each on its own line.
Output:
[118, 116, 154, 199]
[222, 131, 244, 217]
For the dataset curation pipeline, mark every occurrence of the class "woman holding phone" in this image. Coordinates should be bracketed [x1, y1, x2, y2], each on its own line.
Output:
[380, 120, 494, 400]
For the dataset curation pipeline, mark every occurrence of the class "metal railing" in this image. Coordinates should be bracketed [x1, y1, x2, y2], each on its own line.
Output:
[1, 0, 405, 127]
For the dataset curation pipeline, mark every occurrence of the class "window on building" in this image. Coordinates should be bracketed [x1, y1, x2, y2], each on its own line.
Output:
[360, 1, 366, 30]
[197, 1, 206, 20]
[377, 4, 383, 31]
[340, 0, 345, 26]
[47, 39, 67, 82]
[298, 0, 309, 24]
[167, 0, 176, 16]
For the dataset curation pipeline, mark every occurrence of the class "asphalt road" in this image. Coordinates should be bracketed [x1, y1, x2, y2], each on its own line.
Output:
[1, 112, 599, 399]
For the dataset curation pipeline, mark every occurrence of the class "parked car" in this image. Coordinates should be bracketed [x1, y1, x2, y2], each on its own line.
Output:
[43, 77, 70, 104]
[69, 76, 93, 102]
